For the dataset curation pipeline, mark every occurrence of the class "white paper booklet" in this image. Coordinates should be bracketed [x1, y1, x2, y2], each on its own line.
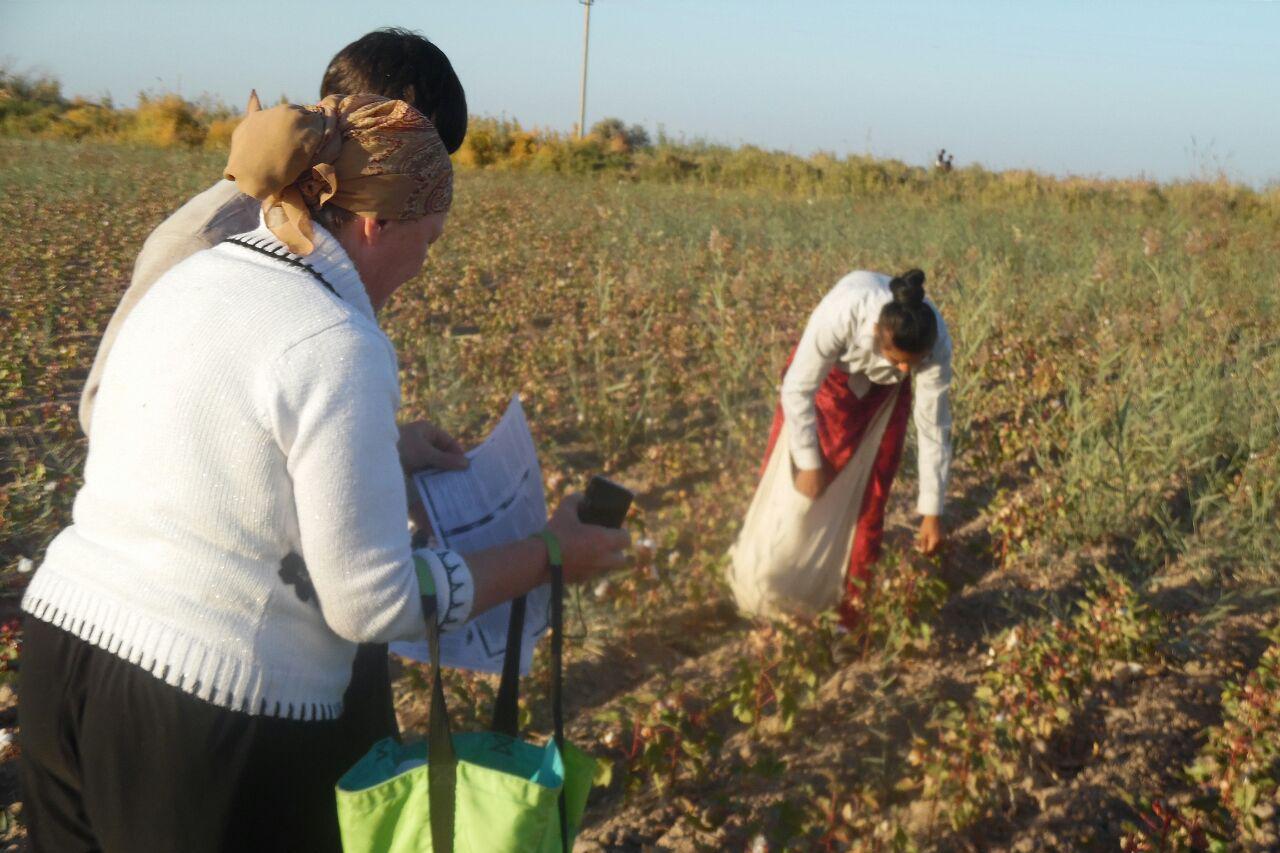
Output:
[390, 395, 550, 675]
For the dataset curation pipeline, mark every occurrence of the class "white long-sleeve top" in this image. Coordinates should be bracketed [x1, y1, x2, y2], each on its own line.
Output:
[780, 270, 954, 516]
[23, 221, 474, 720]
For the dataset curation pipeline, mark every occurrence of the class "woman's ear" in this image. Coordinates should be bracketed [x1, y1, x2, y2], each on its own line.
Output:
[360, 215, 383, 245]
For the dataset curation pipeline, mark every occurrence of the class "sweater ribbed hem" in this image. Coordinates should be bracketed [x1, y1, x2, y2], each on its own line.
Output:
[22, 571, 345, 722]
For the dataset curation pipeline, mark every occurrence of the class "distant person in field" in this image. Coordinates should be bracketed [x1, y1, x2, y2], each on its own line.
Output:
[729, 269, 953, 629]
[20, 92, 629, 853]
[934, 149, 954, 173]
[69, 24, 468, 803]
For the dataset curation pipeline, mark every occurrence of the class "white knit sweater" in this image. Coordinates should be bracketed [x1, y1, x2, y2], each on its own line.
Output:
[24, 222, 474, 720]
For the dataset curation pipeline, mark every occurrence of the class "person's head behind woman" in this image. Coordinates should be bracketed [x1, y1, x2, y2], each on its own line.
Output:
[876, 268, 938, 373]
[224, 94, 452, 311]
[321, 27, 467, 154]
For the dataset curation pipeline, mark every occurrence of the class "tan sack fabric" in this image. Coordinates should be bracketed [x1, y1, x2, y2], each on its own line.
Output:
[727, 385, 900, 619]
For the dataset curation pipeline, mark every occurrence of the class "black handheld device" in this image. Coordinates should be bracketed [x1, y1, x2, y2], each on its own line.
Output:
[578, 476, 633, 528]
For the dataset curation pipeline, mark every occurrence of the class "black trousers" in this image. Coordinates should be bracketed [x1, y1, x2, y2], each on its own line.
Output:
[18, 618, 398, 853]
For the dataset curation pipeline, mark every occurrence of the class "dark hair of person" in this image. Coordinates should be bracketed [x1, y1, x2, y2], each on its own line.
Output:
[320, 28, 468, 154]
[878, 268, 938, 354]
[310, 203, 356, 236]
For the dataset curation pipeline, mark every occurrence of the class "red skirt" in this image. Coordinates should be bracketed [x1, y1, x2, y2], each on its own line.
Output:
[763, 358, 913, 627]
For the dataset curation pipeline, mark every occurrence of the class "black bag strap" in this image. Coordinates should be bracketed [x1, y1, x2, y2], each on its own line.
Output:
[422, 594, 457, 853]
[491, 594, 527, 737]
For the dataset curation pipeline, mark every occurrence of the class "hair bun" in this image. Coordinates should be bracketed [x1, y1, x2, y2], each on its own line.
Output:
[890, 268, 926, 305]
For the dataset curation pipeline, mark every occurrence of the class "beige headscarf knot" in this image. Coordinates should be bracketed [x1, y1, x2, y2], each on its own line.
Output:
[224, 93, 453, 255]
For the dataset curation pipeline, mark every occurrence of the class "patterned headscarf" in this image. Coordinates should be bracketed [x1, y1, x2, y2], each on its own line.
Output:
[224, 93, 453, 255]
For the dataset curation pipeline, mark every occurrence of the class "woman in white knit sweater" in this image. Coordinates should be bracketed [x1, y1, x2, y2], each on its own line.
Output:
[19, 95, 628, 853]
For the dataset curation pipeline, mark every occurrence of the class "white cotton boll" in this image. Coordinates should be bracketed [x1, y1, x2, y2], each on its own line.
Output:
[594, 580, 612, 600]
[0, 730, 13, 750]
[750, 835, 769, 853]
[17, 558, 33, 574]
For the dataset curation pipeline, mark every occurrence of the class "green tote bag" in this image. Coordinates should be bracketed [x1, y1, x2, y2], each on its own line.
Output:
[336, 560, 596, 852]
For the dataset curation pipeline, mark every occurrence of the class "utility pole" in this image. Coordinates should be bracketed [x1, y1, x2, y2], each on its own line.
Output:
[577, 0, 594, 139]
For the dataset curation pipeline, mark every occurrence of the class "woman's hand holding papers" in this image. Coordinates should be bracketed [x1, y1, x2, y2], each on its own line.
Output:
[398, 419, 469, 473]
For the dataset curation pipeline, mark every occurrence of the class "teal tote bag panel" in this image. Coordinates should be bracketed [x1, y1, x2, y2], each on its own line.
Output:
[336, 569, 596, 853]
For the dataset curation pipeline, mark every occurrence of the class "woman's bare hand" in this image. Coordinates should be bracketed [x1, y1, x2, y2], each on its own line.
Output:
[916, 515, 945, 555]
[398, 420, 468, 473]
[793, 466, 830, 500]
[546, 494, 632, 585]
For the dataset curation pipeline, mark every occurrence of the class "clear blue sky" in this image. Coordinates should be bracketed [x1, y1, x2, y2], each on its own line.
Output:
[3, 1, 1278, 184]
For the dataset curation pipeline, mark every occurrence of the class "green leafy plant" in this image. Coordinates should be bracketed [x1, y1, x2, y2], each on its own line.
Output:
[594, 688, 722, 794]
[728, 617, 835, 733]
[912, 569, 1162, 831]
[1123, 627, 1280, 851]
[842, 549, 949, 663]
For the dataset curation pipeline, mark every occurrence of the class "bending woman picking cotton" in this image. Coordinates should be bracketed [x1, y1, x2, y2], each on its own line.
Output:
[729, 269, 952, 629]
